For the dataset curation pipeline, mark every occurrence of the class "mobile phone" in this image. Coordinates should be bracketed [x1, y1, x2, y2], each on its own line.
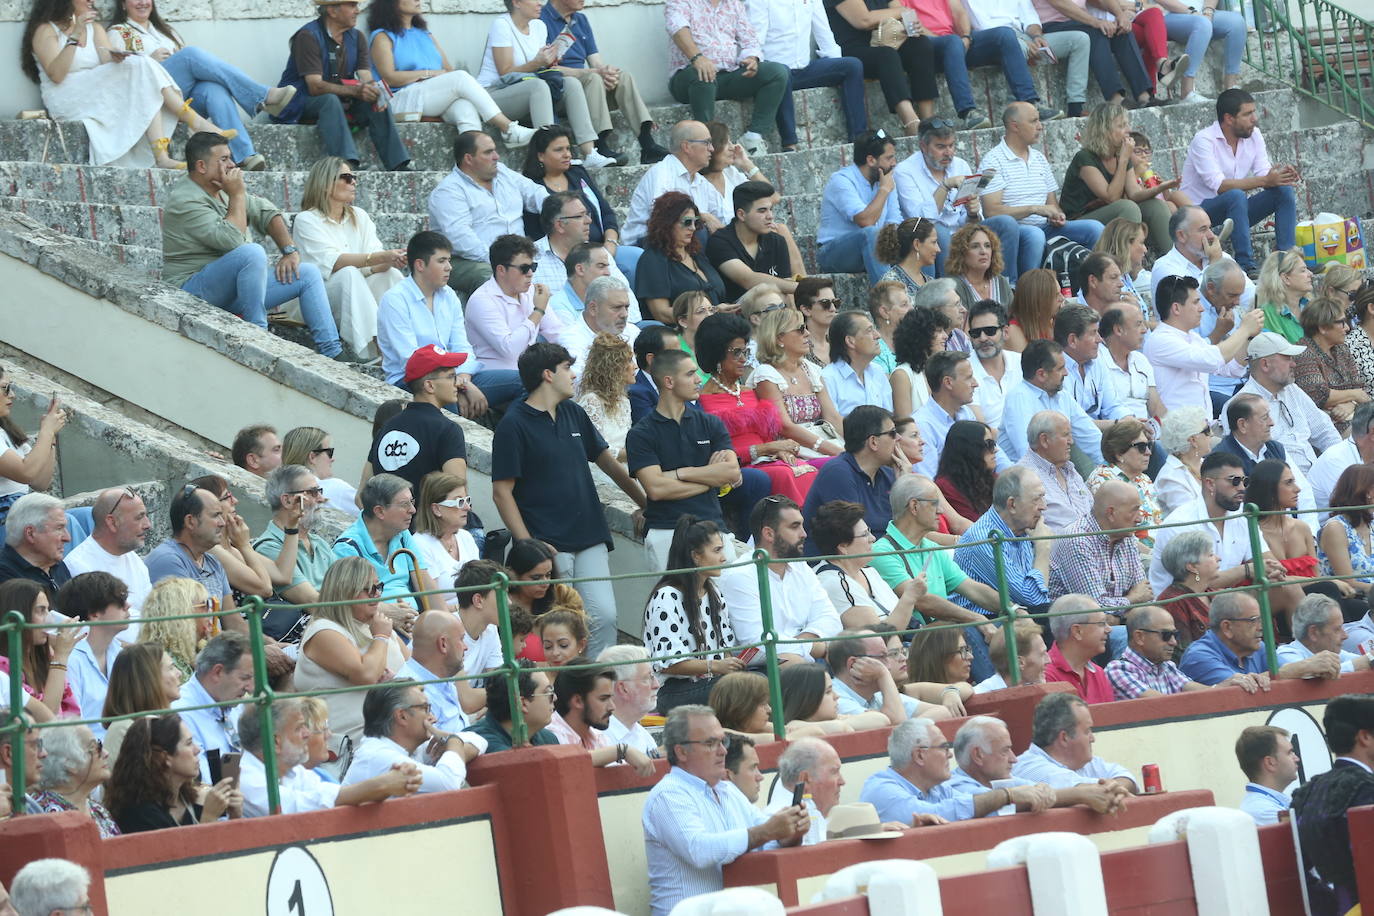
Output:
[206, 748, 222, 785]
[220, 752, 241, 787]
[791, 781, 806, 808]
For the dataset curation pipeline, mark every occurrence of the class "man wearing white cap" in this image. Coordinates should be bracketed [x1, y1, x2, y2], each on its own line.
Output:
[1222, 331, 1341, 476]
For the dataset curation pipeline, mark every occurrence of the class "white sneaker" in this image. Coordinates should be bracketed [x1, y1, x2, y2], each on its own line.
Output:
[739, 133, 769, 158]
[1180, 90, 1213, 104]
[580, 150, 618, 170]
[500, 123, 536, 149]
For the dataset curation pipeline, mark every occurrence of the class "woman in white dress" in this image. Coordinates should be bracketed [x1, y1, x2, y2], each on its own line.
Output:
[1154, 406, 1211, 516]
[366, 0, 534, 147]
[477, 0, 615, 169]
[293, 157, 406, 361]
[282, 425, 357, 515]
[0, 366, 66, 539]
[295, 558, 408, 753]
[574, 333, 634, 483]
[890, 301, 952, 419]
[21, 0, 229, 167]
[411, 471, 479, 606]
[107, 0, 297, 170]
[811, 500, 920, 631]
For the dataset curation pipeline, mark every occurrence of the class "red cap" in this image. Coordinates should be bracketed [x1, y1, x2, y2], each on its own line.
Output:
[403, 344, 468, 383]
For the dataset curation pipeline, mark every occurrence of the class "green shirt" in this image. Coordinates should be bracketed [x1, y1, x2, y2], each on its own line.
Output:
[469, 715, 559, 752]
[870, 527, 969, 625]
[1261, 301, 1304, 344]
[252, 520, 335, 599]
[161, 177, 283, 287]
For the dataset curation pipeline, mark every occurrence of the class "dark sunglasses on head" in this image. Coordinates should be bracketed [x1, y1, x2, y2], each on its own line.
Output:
[969, 325, 1002, 338]
[504, 262, 538, 274]
[920, 118, 956, 134]
[337, 172, 357, 184]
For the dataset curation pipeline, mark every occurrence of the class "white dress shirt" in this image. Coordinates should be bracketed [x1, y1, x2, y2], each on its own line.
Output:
[533, 236, 642, 322]
[971, 349, 1022, 433]
[719, 561, 842, 656]
[998, 378, 1105, 464]
[1222, 378, 1341, 475]
[343, 735, 466, 793]
[1149, 497, 1255, 595]
[428, 164, 548, 263]
[1153, 454, 1204, 517]
[556, 314, 641, 385]
[240, 752, 341, 817]
[1310, 438, 1363, 524]
[643, 767, 771, 916]
[1148, 246, 1255, 310]
[1141, 321, 1246, 413]
[622, 155, 723, 246]
[894, 151, 975, 228]
[606, 715, 660, 756]
[1099, 343, 1155, 420]
[1274, 638, 1362, 674]
[747, 0, 842, 68]
[1010, 742, 1133, 788]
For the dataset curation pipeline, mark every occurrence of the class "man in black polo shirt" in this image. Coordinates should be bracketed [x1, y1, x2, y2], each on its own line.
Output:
[800, 405, 898, 556]
[491, 342, 646, 657]
[705, 181, 798, 302]
[627, 349, 743, 571]
[0, 493, 71, 593]
[360, 345, 469, 497]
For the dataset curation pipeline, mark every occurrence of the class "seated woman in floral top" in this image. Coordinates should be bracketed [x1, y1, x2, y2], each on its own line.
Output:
[1085, 419, 1161, 552]
[35, 723, 121, 838]
[747, 308, 844, 459]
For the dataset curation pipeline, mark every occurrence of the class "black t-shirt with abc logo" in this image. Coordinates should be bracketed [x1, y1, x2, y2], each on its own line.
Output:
[366, 402, 467, 494]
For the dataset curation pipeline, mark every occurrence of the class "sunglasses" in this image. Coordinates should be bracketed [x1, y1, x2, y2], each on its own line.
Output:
[811, 298, 841, 311]
[969, 325, 1002, 339]
[725, 346, 750, 360]
[310, 447, 336, 459]
[110, 486, 138, 514]
[679, 217, 701, 229]
[920, 118, 956, 134]
[1128, 441, 1152, 454]
[1210, 474, 1250, 487]
[1137, 628, 1179, 641]
[0, 382, 11, 396]
[983, 439, 998, 452]
[504, 262, 538, 274]
[874, 429, 900, 439]
[436, 496, 474, 509]
[337, 172, 357, 184]
[287, 486, 325, 499]
[361, 583, 383, 598]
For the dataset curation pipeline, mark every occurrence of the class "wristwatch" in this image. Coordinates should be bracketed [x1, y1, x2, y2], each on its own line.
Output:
[280, 245, 298, 256]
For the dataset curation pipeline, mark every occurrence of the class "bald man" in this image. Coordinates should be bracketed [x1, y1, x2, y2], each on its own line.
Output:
[64, 486, 154, 632]
[399, 611, 479, 735]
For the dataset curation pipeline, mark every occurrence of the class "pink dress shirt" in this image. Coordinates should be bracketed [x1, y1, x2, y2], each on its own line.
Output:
[464, 275, 569, 371]
[664, 0, 763, 72]
[1180, 121, 1273, 204]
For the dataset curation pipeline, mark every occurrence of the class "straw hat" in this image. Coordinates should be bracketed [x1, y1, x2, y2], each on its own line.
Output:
[824, 803, 905, 841]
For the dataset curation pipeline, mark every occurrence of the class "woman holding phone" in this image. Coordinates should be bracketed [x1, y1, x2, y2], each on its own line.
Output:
[106, 713, 242, 832]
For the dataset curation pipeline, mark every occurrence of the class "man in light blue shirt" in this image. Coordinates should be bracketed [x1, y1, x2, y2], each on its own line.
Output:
[376, 230, 523, 409]
[1010, 694, 1136, 800]
[426, 130, 548, 296]
[999, 339, 1106, 464]
[817, 131, 901, 284]
[1180, 592, 1339, 686]
[171, 632, 253, 784]
[56, 571, 130, 738]
[914, 351, 1011, 477]
[1054, 303, 1131, 426]
[1275, 594, 1372, 675]
[642, 706, 808, 916]
[398, 611, 475, 735]
[860, 718, 1010, 823]
[1235, 724, 1298, 826]
[820, 310, 894, 414]
[951, 467, 1052, 616]
[828, 632, 925, 721]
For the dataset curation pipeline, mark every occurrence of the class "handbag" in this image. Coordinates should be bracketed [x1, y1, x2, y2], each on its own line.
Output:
[797, 419, 843, 460]
[870, 18, 907, 48]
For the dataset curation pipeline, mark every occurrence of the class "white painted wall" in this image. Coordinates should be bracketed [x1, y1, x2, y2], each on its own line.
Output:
[2, 1, 678, 116]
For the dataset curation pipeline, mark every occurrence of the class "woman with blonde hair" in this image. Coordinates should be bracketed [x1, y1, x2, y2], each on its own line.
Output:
[946, 224, 1011, 312]
[1255, 247, 1314, 343]
[1094, 217, 1151, 313]
[1315, 261, 1368, 313]
[875, 217, 938, 298]
[1004, 268, 1063, 351]
[574, 333, 635, 465]
[1059, 103, 1174, 254]
[412, 471, 479, 603]
[282, 425, 355, 515]
[672, 289, 716, 379]
[748, 308, 844, 457]
[295, 557, 409, 751]
[138, 577, 212, 684]
[291, 156, 406, 362]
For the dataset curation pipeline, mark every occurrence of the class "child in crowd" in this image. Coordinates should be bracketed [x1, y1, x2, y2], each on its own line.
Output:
[1129, 132, 1192, 211]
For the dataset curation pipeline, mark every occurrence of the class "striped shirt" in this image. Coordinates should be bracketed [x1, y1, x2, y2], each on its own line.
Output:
[978, 140, 1059, 227]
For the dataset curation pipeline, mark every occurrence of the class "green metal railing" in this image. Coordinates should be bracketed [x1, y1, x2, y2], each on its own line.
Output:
[0, 499, 1364, 818]
[1240, 0, 1374, 129]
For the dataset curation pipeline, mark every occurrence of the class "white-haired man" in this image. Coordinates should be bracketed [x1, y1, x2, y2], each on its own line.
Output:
[642, 705, 808, 916]
[598, 644, 661, 756]
[764, 737, 859, 844]
[0, 493, 70, 593]
[1277, 594, 1371, 675]
[555, 274, 641, 385]
[10, 859, 89, 916]
[1015, 410, 1091, 534]
[1011, 693, 1135, 803]
[1042, 594, 1115, 703]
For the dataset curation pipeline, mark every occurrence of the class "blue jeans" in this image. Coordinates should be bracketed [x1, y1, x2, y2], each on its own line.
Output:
[1197, 185, 1297, 271]
[300, 92, 409, 169]
[817, 224, 885, 284]
[161, 46, 268, 162]
[775, 56, 868, 146]
[1164, 11, 1247, 77]
[470, 370, 524, 411]
[933, 215, 1023, 279]
[181, 243, 343, 356]
[1015, 219, 1104, 274]
[929, 29, 1039, 115]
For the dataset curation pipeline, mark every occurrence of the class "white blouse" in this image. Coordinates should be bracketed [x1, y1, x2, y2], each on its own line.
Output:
[412, 531, 480, 603]
[816, 564, 902, 620]
[575, 391, 632, 457]
[0, 430, 32, 500]
[643, 585, 736, 679]
[1154, 455, 1204, 517]
[292, 207, 388, 281]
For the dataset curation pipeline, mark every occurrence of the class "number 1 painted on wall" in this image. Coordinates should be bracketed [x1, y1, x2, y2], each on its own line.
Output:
[288, 880, 305, 915]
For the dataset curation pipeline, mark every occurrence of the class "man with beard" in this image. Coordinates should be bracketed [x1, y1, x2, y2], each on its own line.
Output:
[719, 496, 842, 664]
[66, 487, 153, 625]
[968, 301, 1021, 433]
[1181, 89, 1299, 276]
[252, 465, 332, 640]
[999, 339, 1106, 464]
[239, 698, 422, 816]
[817, 130, 902, 284]
[598, 645, 662, 757]
[1223, 332, 1341, 477]
[548, 660, 657, 774]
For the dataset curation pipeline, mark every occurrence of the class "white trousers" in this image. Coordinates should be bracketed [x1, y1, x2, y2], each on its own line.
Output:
[389, 70, 502, 131]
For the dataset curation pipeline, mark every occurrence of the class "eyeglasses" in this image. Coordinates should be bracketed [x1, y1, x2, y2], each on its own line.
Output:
[811, 298, 841, 311]
[310, 447, 336, 459]
[388, 499, 416, 510]
[504, 262, 538, 274]
[725, 346, 749, 360]
[436, 496, 474, 509]
[955, 646, 974, 658]
[679, 217, 702, 229]
[918, 741, 955, 753]
[1226, 615, 1263, 626]
[557, 210, 590, 222]
[1128, 441, 1152, 454]
[86, 737, 104, 756]
[884, 647, 906, 660]
[529, 687, 557, 699]
[982, 439, 998, 452]
[680, 736, 732, 751]
[337, 172, 358, 184]
[873, 429, 900, 439]
[1137, 628, 1179, 641]
[684, 138, 714, 147]
[361, 582, 383, 598]
[287, 487, 325, 498]
[405, 702, 433, 715]
[0, 382, 11, 396]
[968, 325, 1002, 339]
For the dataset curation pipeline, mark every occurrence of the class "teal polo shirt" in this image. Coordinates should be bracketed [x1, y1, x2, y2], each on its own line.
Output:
[870, 527, 968, 624]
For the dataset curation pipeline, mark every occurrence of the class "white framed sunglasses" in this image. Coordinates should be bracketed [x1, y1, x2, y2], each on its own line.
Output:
[436, 496, 473, 509]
